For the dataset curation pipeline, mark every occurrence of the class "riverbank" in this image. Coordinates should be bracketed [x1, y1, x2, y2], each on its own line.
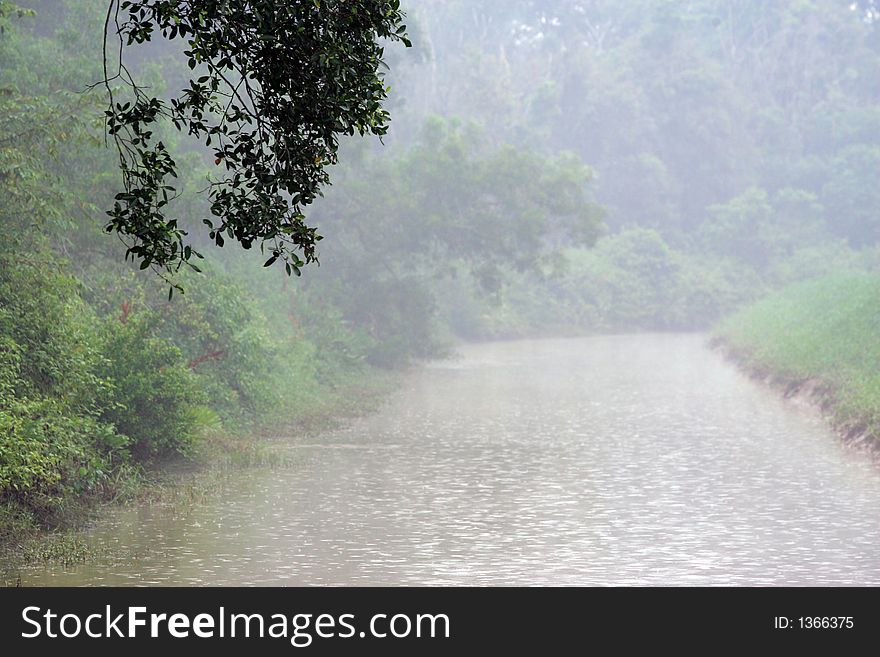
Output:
[713, 273, 880, 451]
[0, 367, 399, 574]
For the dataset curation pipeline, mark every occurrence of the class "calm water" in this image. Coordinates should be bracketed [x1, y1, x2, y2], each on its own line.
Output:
[11, 334, 880, 585]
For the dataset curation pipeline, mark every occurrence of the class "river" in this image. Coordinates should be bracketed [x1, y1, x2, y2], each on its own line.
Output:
[10, 334, 880, 585]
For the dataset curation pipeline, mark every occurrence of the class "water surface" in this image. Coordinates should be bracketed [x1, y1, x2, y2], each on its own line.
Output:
[11, 334, 880, 585]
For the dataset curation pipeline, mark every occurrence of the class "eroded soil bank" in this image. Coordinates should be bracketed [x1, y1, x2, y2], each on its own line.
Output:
[714, 340, 879, 456]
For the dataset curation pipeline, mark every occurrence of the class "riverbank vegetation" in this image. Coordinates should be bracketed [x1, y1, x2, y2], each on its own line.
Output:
[715, 274, 880, 446]
[1, 1, 605, 543]
[0, 1, 413, 543]
[2, 0, 880, 547]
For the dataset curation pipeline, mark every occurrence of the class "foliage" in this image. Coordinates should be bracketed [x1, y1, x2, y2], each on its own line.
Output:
[431, 228, 767, 338]
[0, 1, 32, 28]
[821, 146, 880, 247]
[554, 229, 760, 332]
[3, 0, 880, 541]
[97, 313, 203, 458]
[303, 118, 604, 362]
[0, 394, 116, 511]
[400, 0, 880, 243]
[102, 0, 411, 280]
[150, 265, 320, 424]
[0, 254, 108, 412]
[0, 259, 125, 517]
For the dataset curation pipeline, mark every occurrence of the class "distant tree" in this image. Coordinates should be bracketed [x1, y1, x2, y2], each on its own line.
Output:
[821, 146, 880, 247]
[316, 118, 604, 288]
[303, 118, 605, 363]
[101, 0, 410, 287]
[699, 188, 775, 269]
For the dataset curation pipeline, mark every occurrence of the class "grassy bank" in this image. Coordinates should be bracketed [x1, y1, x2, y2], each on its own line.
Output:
[715, 273, 880, 444]
[0, 365, 398, 573]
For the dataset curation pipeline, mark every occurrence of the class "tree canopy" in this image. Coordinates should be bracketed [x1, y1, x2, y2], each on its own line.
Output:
[102, 0, 410, 285]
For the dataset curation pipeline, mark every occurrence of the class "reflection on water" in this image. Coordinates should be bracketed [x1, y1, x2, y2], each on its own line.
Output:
[10, 334, 880, 585]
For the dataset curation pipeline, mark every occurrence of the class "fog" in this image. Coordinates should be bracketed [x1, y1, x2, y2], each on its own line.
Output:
[305, 0, 880, 349]
[2, 1, 880, 586]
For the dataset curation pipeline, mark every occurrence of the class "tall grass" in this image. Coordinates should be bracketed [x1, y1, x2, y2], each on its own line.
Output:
[716, 274, 880, 437]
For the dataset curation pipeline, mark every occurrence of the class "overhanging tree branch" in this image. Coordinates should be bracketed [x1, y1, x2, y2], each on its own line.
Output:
[100, 0, 410, 291]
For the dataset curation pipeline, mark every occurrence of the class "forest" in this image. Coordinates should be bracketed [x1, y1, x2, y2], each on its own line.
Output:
[1, 0, 880, 578]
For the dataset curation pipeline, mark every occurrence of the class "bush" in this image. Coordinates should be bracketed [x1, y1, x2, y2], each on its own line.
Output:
[148, 268, 273, 423]
[0, 396, 116, 510]
[0, 256, 109, 408]
[98, 315, 203, 459]
[0, 260, 125, 517]
[342, 276, 442, 368]
[563, 229, 690, 330]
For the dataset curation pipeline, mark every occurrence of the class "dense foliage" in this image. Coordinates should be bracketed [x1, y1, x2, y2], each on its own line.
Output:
[2, 0, 880, 537]
[306, 118, 604, 362]
[0, 1, 601, 531]
[397, 1, 880, 244]
[377, 0, 880, 334]
[103, 0, 410, 281]
[0, 0, 393, 528]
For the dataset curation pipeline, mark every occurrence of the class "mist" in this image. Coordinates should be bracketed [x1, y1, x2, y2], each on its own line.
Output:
[2, 0, 880, 588]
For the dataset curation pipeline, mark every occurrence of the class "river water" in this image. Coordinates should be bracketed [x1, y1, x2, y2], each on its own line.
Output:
[11, 334, 880, 585]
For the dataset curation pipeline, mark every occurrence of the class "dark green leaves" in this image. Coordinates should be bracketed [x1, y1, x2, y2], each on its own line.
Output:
[103, 0, 410, 277]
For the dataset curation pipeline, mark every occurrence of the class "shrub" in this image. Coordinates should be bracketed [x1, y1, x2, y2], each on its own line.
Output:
[0, 397, 115, 508]
[0, 256, 109, 408]
[0, 260, 125, 517]
[98, 315, 203, 459]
